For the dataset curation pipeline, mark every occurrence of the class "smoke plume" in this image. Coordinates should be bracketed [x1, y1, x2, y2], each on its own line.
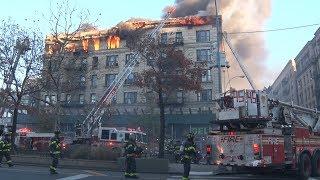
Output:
[169, 0, 272, 90]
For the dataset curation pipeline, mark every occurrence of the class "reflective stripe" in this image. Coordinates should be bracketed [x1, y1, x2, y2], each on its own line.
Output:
[50, 166, 56, 170]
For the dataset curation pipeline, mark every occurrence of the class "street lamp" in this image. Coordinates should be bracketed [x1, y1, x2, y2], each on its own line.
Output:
[225, 75, 245, 92]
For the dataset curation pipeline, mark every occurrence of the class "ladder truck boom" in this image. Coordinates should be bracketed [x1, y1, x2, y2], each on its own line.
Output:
[222, 33, 257, 91]
[269, 99, 320, 129]
[79, 8, 175, 139]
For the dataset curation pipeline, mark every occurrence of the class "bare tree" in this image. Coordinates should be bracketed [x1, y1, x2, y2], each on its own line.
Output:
[41, 0, 99, 130]
[135, 43, 203, 158]
[0, 18, 43, 143]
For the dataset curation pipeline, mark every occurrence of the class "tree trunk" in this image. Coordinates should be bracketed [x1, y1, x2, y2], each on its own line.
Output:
[158, 88, 166, 158]
[11, 104, 19, 146]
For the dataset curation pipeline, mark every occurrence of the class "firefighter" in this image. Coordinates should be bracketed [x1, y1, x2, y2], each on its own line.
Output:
[180, 133, 197, 180]
[124, 134, 138, 178]
[49, 130, 61, 174]
[174, 140, 181, 163]
[0, 132, 13, 167]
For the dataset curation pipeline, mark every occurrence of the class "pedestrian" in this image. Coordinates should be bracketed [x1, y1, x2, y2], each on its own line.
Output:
[180, 133, 196, 180]
[124, 134, 138, 178]
[0, 131, 14, 167]
[49, 130, 61, 174]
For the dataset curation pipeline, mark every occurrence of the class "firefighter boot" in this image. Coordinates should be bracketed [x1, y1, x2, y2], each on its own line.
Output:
[7, 160, 13, 167]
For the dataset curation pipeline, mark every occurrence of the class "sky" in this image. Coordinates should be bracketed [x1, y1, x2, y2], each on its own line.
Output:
[1, 0, 320, 87]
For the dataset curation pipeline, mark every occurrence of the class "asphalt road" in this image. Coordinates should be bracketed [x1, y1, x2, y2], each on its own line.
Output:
[0, 165, 318, 180]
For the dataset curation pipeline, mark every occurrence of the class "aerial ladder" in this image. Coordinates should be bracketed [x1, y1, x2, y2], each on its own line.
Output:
[220, 32, 320, 130]
[74, 8, 175, 143]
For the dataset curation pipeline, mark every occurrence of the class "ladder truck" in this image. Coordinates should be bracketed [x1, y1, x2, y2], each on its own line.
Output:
[73, 8, 175, 144]
[205, 33, 320, 179]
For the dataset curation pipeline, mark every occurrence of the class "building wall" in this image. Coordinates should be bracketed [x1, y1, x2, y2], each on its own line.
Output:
[295, 27, 320, 110]
[268, 59, 297, 104]
[269, 27, 320, 110]
[42, 18, 222, 127]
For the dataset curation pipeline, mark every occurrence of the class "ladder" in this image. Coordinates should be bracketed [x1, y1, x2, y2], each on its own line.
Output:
[78, 8, 175, 140]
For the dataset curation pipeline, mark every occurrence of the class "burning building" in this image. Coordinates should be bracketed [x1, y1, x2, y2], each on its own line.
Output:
[42, 15, 224, 138]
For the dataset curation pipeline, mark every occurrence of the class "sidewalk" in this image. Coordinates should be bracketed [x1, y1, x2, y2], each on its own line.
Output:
[169, 163, 216, 175]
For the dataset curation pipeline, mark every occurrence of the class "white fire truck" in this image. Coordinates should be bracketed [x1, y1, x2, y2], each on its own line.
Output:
[91, 126, 147, 148]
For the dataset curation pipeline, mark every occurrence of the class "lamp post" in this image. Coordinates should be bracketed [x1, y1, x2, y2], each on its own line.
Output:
[225, 75, 245, 92]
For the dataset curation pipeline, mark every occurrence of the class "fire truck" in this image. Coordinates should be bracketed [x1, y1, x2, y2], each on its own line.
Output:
[205, 34, 320, 179]
[207, 89, 320, 179]
[16, 128, 66, 151]
[91, 126, 147, 149]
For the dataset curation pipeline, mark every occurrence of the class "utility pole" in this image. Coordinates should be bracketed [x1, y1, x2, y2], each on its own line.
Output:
[214, 0, 222, 94]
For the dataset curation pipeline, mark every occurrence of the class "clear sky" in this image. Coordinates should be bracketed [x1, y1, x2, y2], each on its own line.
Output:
[1, 0, 320, 87]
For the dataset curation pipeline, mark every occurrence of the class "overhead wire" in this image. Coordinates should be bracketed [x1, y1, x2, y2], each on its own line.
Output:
[227, 23, 320, 35]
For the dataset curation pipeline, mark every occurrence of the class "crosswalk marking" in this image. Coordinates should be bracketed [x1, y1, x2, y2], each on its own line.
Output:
[56, 174, 91, 180]
[190, 171, 214, 175]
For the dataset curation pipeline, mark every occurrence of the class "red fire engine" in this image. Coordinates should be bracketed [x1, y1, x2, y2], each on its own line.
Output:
[16, 128, 66, 151]
[206, 89, 320, 179]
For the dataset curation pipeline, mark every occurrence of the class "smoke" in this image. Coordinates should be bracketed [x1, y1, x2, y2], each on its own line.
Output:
[169, 0, 272, 89]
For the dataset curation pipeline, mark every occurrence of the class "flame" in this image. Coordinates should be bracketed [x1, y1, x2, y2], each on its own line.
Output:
[82, 39, 89, 52]
[107, 36, 120, 49]
[180, 16, 207, 26]
[93, 37, 100, 51]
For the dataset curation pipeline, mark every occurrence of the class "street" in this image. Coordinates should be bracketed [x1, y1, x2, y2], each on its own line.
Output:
[0, 165, 317, 180]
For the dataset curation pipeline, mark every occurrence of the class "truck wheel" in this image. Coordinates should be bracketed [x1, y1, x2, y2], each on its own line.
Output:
[299, 153, 312, 180]
[312, 151, 320, 177]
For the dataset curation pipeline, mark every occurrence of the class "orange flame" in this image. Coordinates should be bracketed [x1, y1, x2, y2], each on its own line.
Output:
[93, 37, 100, 51]
[180, 16, 207, 26]
[82, 39, 89, 52]
[107, 36, 120, 49]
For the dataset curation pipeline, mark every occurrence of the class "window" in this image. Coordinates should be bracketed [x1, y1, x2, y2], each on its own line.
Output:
[124, 73, 136, 85]
[124, 92, 137, 104]
[160, 33, 167, 45]
[196, 30, 210, 42]
[66, 94, 71, 103]
[79, 94, 85, 104]
[175, 32, 183, 44]
[196, 49, 210, 61]
[202, 69, 212, 82]
[91, 75, 97, 88]
[110, 132, 117, 140]
[101, 130, 110, 140]
[45, 95, 50, 106]
[197, 89, 212, 102]
[177, 91, 183, 103]
[90, 93, 97, 103]
[147, 57, 156, 66]
[92, 57, 98, 69]
[51, 95, 57, 104]
[125, 53, 133, 65]
[105, 74, 117, 87]
[80, 75, 86, 86]
[106, 55, 118, 67]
